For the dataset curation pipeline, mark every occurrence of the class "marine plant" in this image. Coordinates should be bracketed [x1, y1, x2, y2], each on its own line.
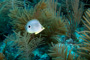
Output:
[48, 43, 87, 60]
[77, 8, 90, 60]
[8, 0, 67, 43]
[0, 0, 90, 60]
[48, 43, 74, 60]
[60, 0, 84, 41]
[0, 0, 12, 41]
[0, 0, 30, 41]
[0, 0, 67, 59]
[4, 31, 43, 60]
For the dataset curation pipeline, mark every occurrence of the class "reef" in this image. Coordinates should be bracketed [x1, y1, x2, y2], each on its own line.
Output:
[0, 0, 90, 60]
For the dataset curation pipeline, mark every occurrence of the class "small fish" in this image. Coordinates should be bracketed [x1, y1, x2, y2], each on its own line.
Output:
[25, 19, 45, 34]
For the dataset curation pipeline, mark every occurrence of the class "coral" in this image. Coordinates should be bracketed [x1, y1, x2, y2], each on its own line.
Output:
[8, 0, 67, 35]
[0, 53, 6, 60]
[48, 43, 87, 60]
[48, 43, 74, 60]
[8, 0, 67, 43]
[77, 8, 90, 60]
[61, 0, 84, 40]
[0, 0, 12, 41]
[0, 0, 27, 15]
[0, 0, 30, 41]
[4, 31, 43, 60]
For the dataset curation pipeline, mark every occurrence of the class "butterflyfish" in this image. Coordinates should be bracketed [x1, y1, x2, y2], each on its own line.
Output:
[25, 19, 45, 34]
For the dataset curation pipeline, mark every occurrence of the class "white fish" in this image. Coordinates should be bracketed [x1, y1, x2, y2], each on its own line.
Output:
[25, 19, 45, 34]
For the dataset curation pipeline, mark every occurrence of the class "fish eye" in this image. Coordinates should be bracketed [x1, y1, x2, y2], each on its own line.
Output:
[28, 25, 31, 28]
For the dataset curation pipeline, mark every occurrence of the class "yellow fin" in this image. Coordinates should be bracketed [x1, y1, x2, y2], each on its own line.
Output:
[35, 27, 45, 34]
